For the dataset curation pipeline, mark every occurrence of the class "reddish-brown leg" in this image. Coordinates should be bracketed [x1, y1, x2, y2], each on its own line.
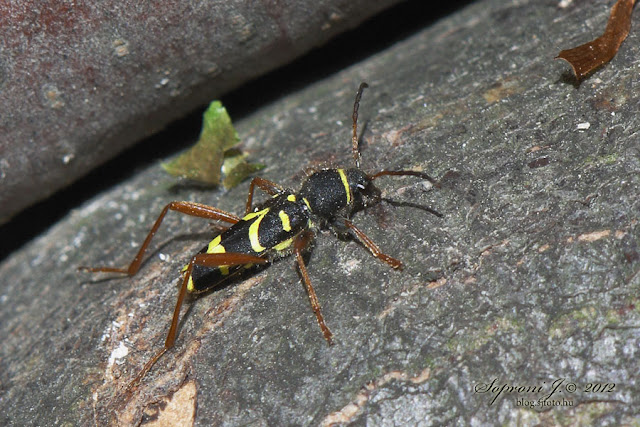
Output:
[127, 251, 267, 390]
[79, 201, 241, 275]
[245, 177, 285, 214]
[294, 231, 334, 345]
[343, 219, 403, 270]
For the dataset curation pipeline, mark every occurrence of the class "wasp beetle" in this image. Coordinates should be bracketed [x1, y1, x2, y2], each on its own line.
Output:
[80, 82, 441, 387]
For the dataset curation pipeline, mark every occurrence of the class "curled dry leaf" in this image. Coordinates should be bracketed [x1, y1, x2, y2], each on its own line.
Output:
[556, 0, 636, 80]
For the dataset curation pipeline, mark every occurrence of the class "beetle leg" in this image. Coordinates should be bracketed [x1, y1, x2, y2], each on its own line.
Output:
[343, 219, 403, 270]
[127, 252, 267, 390]
[79, 201, 242, 276]
[294, 231, 333, 345]
[244, 177, 286, 214]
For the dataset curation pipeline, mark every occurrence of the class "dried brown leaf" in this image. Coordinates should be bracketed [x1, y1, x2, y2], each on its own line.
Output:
[556, 0, 636, 80]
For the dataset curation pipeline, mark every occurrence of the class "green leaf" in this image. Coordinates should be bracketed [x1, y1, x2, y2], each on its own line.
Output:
[222, 149, 265, 189]
[162, 101, 241, 185]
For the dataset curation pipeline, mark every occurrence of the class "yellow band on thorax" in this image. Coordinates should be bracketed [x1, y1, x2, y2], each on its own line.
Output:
[337, 169, 351, 204]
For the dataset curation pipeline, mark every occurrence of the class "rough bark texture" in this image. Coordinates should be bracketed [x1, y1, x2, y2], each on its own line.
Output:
[0, 0, 402, 223]
[1, 0, 639, 425]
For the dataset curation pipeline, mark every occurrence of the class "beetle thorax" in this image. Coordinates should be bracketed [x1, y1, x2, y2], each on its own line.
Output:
[298, 168, 371, 219]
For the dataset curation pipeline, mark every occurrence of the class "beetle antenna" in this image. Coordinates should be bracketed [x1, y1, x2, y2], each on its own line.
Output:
[352, 82, 368, 169]
[381, 198, 443, 217]
[371, 170, 441, 188]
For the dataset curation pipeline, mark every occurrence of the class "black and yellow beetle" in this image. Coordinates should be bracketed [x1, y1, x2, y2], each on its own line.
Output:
[80, 83, 440, 387]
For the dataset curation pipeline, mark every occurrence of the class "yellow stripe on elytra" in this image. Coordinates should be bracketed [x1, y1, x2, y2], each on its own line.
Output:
[243, 207, 269, 220]
[302, 197, 311, 210]
[301, 197, 314, 228]
[206, 235, 222, 253]
[187, 234, 231, 293]
[206, 236, 230, 276]
[287, 194, 296, 202]
[273, 237, 293, 251]
[337, 168, 351, 204]
[279, 210, 291, 232]
[246, 207, 269, 252]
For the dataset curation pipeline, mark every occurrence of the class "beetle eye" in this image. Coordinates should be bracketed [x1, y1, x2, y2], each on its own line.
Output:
[356, 183, 366, 190]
